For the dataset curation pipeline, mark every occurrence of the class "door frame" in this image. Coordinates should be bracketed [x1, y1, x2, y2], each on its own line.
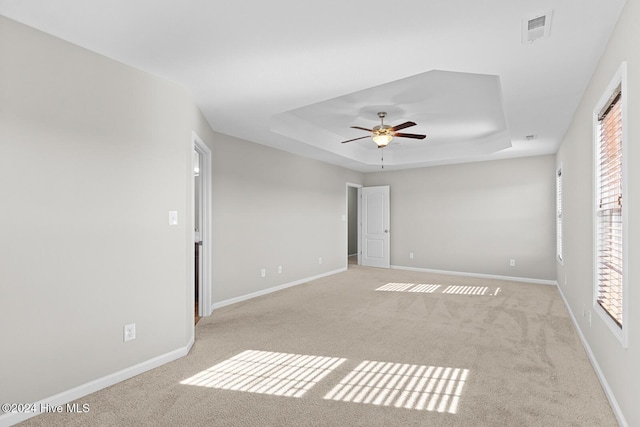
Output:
[346, 182, 362, 266]
[192, 131, 212, 317]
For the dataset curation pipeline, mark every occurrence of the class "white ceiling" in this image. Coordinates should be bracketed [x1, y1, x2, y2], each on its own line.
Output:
[0, 0, 626, 172]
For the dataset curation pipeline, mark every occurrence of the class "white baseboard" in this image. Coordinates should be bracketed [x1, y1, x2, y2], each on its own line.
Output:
[0, 336, 194, 427]
[555, 286, 628, 427]
[391, 265, 558, 286]
[211, 267, 347, 311]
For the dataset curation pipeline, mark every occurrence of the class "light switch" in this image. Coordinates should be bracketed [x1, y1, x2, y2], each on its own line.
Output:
[169, 211, 178, 225]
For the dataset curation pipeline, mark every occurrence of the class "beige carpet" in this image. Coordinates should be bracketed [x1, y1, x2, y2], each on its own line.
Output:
[19, 266, 617, 426]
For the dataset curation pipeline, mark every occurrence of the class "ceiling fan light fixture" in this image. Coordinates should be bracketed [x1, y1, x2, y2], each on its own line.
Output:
[372, 134, 393, 147]
[341, 111, 425, 146]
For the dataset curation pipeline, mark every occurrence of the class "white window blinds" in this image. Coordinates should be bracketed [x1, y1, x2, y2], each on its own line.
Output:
[595, 85, 623, 328]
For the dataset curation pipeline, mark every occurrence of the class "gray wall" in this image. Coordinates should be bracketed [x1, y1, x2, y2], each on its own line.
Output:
[364, 155, 556, 281]
[556, 0, 640, 425]
[208, 132, 362, 304]
[0, 16, 199, 403]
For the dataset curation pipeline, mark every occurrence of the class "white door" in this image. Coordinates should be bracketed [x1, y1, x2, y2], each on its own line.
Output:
[361, 185, 390, 268]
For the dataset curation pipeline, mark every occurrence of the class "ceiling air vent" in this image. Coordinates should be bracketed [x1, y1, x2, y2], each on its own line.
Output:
[522, 11, 552, 43]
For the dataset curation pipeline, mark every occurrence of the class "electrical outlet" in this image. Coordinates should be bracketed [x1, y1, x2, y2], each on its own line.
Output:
[261, 269, 266, 277]
[124, 323, 136, 342]
[409, 252, 414, 259]
[318, 257, 322, 265]
[277, 265, 282, 274]
[509, 259, 516, 267]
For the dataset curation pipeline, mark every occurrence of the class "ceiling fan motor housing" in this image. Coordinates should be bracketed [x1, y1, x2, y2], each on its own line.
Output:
[373, 125, 392, 134]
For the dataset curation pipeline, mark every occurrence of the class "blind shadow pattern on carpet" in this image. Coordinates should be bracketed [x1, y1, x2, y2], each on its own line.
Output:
[180, 350, 346, 398]
[376, 282, 500, 296]
[324, 360, 468, 413]
[181, 350, 469, 414]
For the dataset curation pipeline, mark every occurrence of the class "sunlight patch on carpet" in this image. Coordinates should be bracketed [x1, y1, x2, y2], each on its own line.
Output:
[408, 284, 442, 293]
[180, 350, 346, 397]
[376, 283, 441, 293]
[324, 360, 469, 413]
[376, 282, 496, 296]
[442, 285, 488, 295]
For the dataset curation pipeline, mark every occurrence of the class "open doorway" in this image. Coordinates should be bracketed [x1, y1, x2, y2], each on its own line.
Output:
[346, 183, 362, 267]
[346, 183, 391, 269]
[193, 132, 212, 323]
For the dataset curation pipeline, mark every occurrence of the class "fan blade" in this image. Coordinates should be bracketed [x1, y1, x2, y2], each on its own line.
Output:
[390, 121, 416, 132]
[350, 126, 373, 132]
[394, 132, 426, 140]
[341, 136, 371, 144]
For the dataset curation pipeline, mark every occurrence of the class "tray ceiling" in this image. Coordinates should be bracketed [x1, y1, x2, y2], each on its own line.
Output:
[0, 0, 627, 171]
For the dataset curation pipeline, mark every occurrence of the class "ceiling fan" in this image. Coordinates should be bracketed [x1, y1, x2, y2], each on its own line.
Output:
[341, 112, 426, 147]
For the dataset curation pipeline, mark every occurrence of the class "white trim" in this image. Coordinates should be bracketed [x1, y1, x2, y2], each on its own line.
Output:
[192, 131, 213, 317]
[556, 163, 563, 265]
[211, 268, 346, 310]
[591, 62, 628, 347]
[0, 338, 194, 427]
[555, 285, 628, 427]
[391, 265, 558, 286]
[357, 187, 362, 266]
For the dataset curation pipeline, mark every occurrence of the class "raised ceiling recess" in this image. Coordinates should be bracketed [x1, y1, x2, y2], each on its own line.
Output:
[271, 70, 511, 170]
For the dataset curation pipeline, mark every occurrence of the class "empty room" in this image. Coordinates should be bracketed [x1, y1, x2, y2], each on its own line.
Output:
[1, 0, 638, 426]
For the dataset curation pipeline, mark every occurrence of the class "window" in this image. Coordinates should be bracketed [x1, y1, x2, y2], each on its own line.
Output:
[556, 167, 562, 263]
[594, 62, 627, 344]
